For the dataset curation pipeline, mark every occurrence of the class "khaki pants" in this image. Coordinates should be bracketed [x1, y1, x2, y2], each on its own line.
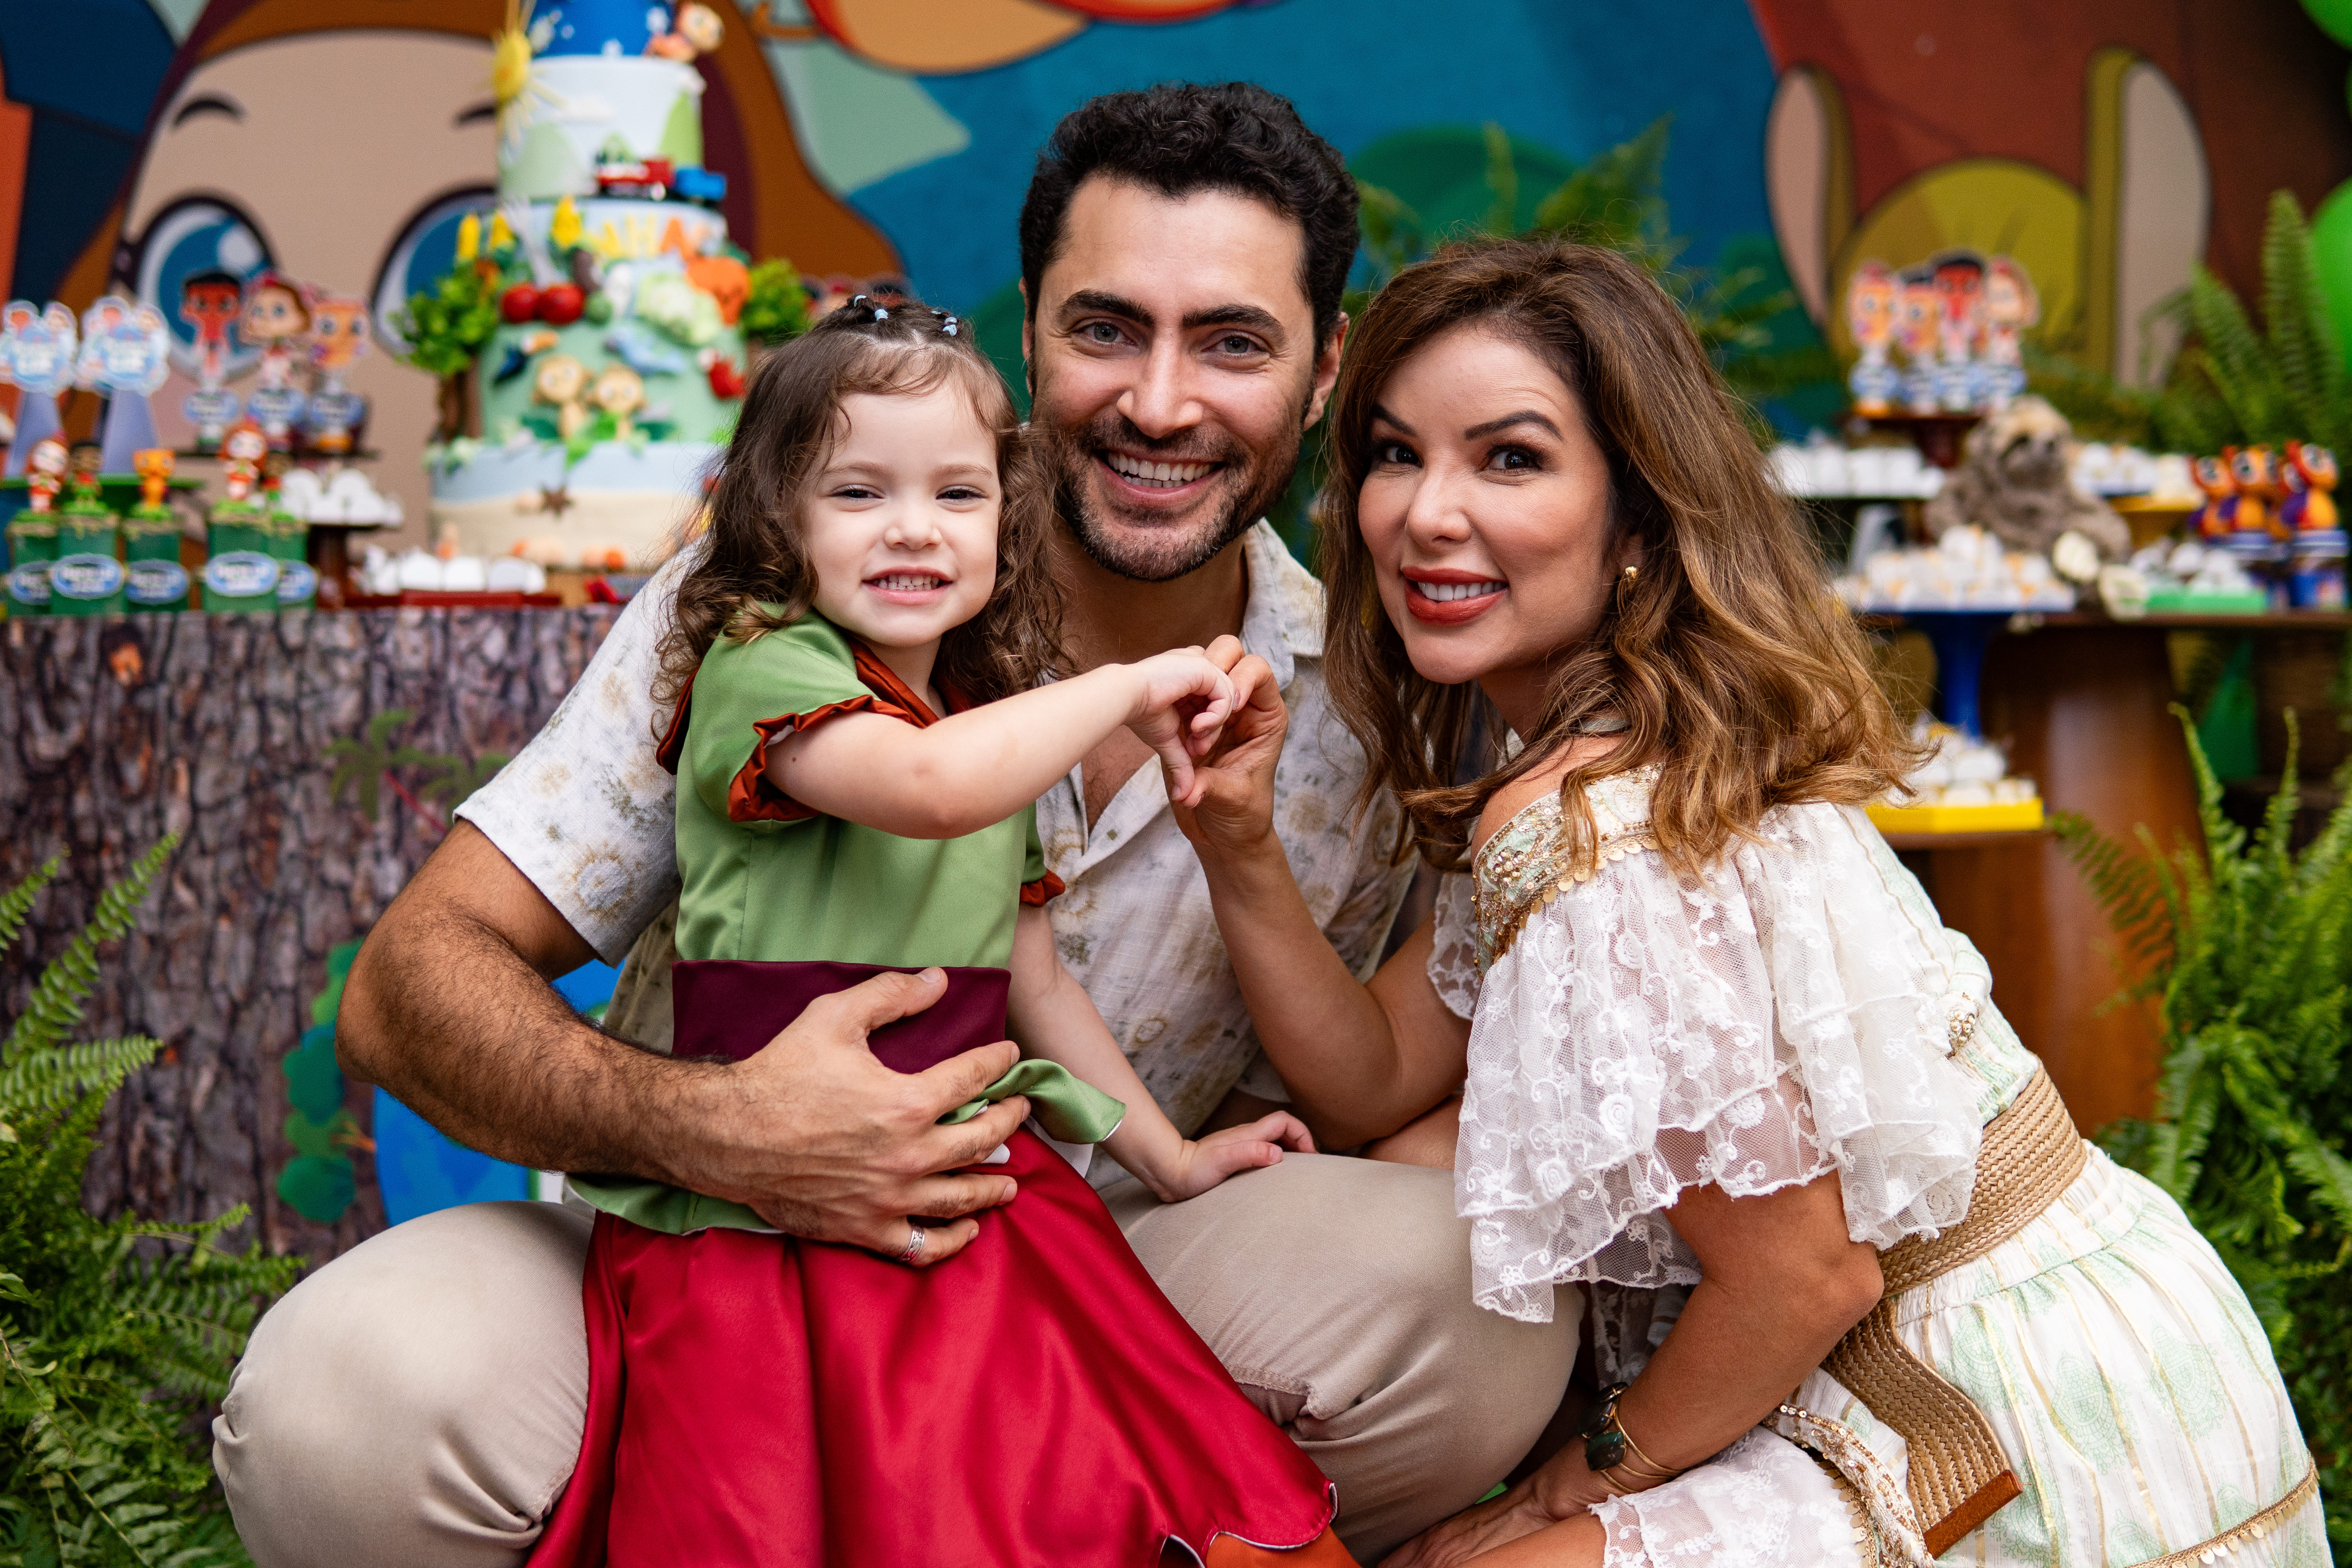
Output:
[215, 1154, 1577, 1565]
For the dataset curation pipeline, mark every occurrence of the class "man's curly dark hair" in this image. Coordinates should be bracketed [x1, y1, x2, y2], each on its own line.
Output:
[1017, 82, 1358, 350]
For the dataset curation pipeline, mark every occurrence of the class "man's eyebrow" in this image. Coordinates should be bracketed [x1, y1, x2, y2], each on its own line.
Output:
[171, 93, 243, 128]
[1370, 403, 1415, 436]
[1058, 289, 1151, 325]
[1464, 410, 1561, 440]
[1181, 303, 1284, 338]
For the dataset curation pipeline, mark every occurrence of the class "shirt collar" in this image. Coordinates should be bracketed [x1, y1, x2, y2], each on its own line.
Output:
[1238, 520, 1324, 693]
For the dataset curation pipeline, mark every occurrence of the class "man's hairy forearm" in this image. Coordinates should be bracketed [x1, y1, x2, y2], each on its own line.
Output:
[336, 823, 713, 1186]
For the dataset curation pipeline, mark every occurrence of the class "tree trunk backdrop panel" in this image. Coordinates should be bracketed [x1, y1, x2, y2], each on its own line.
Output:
[0, 608, 619, 1263]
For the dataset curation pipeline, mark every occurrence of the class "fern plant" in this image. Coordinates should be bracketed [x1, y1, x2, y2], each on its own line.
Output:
[2034, 191, 2352, 456]
[2055, 710, 2352, 1551]
[0, 838, 299, 1566]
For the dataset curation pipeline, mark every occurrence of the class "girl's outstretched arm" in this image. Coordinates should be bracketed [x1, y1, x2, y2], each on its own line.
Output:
[1004, 906, 1313, 1201]
[770, 650, 1236, 838]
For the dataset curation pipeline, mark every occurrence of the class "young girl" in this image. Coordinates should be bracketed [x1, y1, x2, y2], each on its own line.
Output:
[530, 301, 1351, 1567]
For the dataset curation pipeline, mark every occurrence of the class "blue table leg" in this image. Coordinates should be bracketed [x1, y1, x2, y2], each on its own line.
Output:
[1908, 611, 2010, 738]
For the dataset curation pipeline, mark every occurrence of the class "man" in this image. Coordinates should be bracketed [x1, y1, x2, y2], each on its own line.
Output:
[214, 84, 1576, 1566]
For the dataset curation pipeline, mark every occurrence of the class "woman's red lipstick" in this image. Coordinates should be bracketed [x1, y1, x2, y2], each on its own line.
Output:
[1401, 568, 1507, 625]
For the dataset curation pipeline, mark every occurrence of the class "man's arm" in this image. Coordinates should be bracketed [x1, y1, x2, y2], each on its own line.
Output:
[337, 822, 1027, 1263]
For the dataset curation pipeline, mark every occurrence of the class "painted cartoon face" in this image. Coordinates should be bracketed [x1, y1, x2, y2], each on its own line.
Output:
[1983, 260, 2038, 330]
[1846, 264, 1897, 350]
[223, 423, 267, 465]
[1896, 277, 1940, 358]
[309, 298, 373, 373]
[180, 275, 243, 342]
[135, 449, 174, 482]
[240, 282, 310, 346]
[2290, 441, 2338, 489]
[590, 362, 644, 414]
[535, 355, 588, 405]
[677, 3, 723, 52]
[28, 438, 67, 478]
[2230, 446, 2277, 495]
[2192, 454, 2233, 497]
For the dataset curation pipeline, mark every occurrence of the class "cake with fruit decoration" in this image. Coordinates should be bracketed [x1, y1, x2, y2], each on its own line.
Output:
[423, 0, 749, 570]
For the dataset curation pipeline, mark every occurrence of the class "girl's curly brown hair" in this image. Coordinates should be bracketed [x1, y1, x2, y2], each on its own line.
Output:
[1320, 237, 1922, 877]
[653, 301, 1064, 722]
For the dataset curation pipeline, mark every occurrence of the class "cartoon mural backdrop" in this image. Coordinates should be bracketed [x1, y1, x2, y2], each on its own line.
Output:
[0, 0, 2346, 545]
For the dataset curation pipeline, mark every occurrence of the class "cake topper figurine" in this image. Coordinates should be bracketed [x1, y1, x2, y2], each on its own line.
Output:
[305, 295, 373, 454]
[1895, 265, 1941, 416]
[22, 434, 68, 514]
[533, 354, 591, 443]
[1979, 257, 2037, 412]
[239, 272, 312, 447]
[645, 2, 721, 58]
[133, 447, 176, 516]
[219, 419, 268, 507]
[76, 295, 174, 474]
[179, 269, 245, 449]
[1844, 260, 1900, 417]
[0, 301, 79, 478]
[1929, 250, 1985, 414]
[590, 361, 645, 441]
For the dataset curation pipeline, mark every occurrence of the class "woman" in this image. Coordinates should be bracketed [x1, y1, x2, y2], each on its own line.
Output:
[1179, 237, 2323, 1567]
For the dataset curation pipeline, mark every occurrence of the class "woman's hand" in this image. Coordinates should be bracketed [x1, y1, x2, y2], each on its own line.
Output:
[1121, 648, 1240, 806]
[1143, 1110, 1315, 1202]
[1377, 1478, 1564, 1568]
[1172, 633, 1289, 861]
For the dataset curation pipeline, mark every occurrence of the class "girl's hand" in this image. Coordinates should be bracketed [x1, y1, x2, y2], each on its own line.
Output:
[1123, 650, 1240, 806]
[1146, 1111, 1315, 1201]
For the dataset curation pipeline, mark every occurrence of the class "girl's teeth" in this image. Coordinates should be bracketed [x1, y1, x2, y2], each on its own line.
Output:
[1418, 581, 1504, 602]
[874, 575, 941, 591]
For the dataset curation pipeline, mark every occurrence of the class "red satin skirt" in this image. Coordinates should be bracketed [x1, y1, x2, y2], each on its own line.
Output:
[527, 961, 1347, 1568]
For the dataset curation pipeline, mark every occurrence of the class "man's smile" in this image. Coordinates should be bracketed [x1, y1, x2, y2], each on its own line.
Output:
[1098, 450, 1224, 495]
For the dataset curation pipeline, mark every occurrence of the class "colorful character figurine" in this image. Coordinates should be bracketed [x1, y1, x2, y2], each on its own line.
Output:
[1978, 256, 2037, 412]
[75, 296, 174, 473]
[305, 295, 373, 454]
[1895, 265, 1942, 415]
[132, 447, 175, 515]
[2227, 446, 2281, 538]
[0, 301, 79, 477]
[645, 1, 721, 58]
[22, 435, 68, 514]
[239, 272, 312, 447]
[2278, 441, 2340, 533]
[1844, 261, 1901, 417]
[2189, 454, 2237, 540]
[589, 361, 645, 440]
[1928, 250, 1985, 413]
[533, 354, 591, 443]
[219, 419, 268, 507]
[179, 269, 246, 448]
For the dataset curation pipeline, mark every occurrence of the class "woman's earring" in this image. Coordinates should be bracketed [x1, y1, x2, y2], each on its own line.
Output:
[1616, 564, 1638, 613]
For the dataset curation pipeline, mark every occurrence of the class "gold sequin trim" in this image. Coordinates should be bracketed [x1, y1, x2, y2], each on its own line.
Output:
[2127, 1463, 2318, 1567]
[1473, 799, 1662, 969]
[1808, 1452, 1885, 1568]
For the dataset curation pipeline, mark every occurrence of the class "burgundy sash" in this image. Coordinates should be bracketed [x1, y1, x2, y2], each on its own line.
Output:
[669, 959, 1010, 1074]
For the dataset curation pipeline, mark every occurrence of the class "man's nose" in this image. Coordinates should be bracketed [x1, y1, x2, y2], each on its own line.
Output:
[1116, 339, 1204, 440]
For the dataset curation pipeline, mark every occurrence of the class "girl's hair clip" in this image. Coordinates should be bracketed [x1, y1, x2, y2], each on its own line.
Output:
[940, 314, 959, 337]
[849, 293, 888, 321]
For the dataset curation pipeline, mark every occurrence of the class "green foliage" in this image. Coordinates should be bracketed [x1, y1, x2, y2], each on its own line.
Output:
[740, 259, 813, 347]
[328, 709, 507, 825]
[0, 838, 298, 1565]
[274, 946, 362, 1227]
[2055, 710, 2352, 1551]
[2032, 191, 2352, 457]
[390, 261, 508, 381]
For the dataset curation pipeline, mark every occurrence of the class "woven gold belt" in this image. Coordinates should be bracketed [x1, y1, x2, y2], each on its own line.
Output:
[1822, 1065, 2086, 1556]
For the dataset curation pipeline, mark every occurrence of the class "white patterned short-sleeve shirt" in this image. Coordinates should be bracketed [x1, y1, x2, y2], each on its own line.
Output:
[457, 522, 1413, 1137]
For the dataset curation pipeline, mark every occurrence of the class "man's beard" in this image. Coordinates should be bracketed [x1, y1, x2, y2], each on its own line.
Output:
[1042, 399, 1306, 584]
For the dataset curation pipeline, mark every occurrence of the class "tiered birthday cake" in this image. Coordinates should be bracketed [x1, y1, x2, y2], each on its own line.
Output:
[425, 0, 748, 570]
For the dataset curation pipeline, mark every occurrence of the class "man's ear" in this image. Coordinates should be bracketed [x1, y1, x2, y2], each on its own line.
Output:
[1303, 311, 1347, 431]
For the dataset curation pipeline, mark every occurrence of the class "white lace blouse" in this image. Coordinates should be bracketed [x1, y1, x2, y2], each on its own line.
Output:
[1430, 768, 1987, 1324]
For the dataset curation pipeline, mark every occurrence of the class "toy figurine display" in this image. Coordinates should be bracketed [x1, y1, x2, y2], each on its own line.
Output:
[77, 295, 174, 474]
[124, 447, 189, 613]
[49, 444, 126, 617]
[238, 272, 312, 447]
[178, 270, 246, 450]
[305, 295, 373, 455]
[1845, 260, 1900, 417]
[0, 301, 78, 478]
[5, 433, 69, 616]
[1843, 250, 2040, 420]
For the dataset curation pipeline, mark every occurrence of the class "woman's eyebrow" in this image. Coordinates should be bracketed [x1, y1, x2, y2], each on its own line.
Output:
[1369, 404, 1415, 436]
[170, 93, 243, 128]
[1463, 410, 1561, 440]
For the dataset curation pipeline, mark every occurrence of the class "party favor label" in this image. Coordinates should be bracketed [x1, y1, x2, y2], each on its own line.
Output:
[203, 550, 281, 604]
[126, 559, 191, 608]
[50, 553, 126, 601]
[275, 560, 318, 606]
[7, 561, 51, 609]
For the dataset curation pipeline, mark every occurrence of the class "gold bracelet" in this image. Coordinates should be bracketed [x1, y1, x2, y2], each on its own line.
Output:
[1616, 1418, 1682, 1481]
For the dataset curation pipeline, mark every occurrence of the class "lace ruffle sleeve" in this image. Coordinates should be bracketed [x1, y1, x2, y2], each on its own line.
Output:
[1455, 799, 1982, 1323]
[1426, 870, 1481, 1019]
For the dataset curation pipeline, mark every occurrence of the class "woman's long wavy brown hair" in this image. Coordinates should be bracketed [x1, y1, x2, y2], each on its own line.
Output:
[654, 301, 1064, 721]
[1321, 237, 1920, 876]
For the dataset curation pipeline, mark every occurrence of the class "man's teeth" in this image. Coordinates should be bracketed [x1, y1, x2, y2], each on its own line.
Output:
[1415, 581, 1505, 602]
[871, 574, 943, 592]
[1106, 453, 1215, 487]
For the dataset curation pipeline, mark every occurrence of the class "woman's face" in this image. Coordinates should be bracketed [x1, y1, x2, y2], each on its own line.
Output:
[1358, 322, 1623, 730]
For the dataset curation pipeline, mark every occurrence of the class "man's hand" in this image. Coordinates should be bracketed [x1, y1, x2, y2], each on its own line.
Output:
[1172, 634, 1288, 859]
[703, 968, 1029, 1267]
